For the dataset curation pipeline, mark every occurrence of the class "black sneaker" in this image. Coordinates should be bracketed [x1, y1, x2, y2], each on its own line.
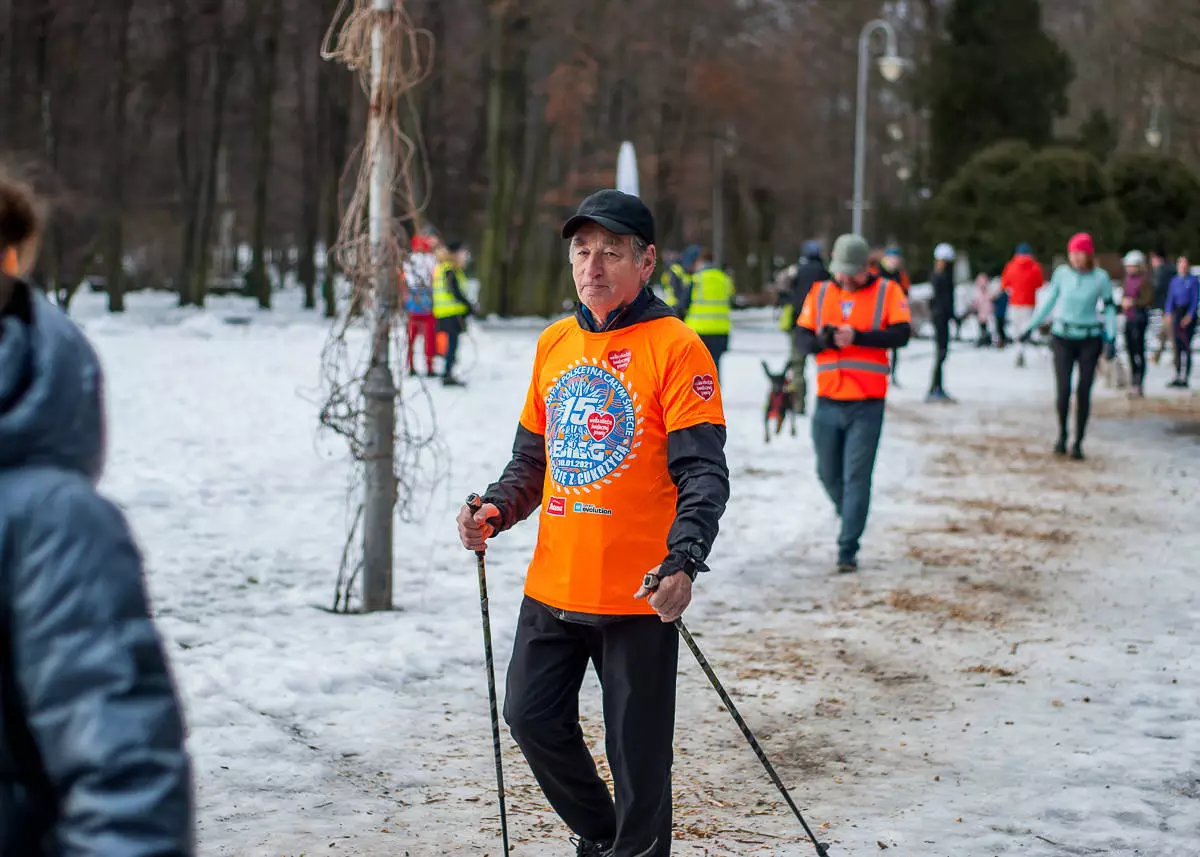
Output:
[442, 375, 466, 387]
[1053, 436, 1068, 456]
[1070, 443, 1085, 461]
[836, 557, 858, 574]
[572, 838, 614, 857]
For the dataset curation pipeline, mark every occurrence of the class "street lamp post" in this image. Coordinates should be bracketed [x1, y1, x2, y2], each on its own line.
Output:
[852, 18, 904, 237]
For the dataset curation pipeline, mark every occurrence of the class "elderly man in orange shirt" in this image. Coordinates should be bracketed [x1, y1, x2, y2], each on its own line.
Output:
[457, 190, 730, 857]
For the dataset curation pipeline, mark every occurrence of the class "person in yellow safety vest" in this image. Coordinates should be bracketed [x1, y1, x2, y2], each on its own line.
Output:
[661, 245, 700, 309]
[677, 247, 734, 375]
[432, 240, 473, 387]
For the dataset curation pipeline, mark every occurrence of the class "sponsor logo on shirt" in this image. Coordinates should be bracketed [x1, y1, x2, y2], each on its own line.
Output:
[573, 502, 613, 516]
[692, 373, 715, 401]
[546, 496, 566, 516]
[545, 364, 638, 488]
[841, 299, 855, 319]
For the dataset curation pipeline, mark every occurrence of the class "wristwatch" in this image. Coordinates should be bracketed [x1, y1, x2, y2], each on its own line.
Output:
[642, 543, 706, 590]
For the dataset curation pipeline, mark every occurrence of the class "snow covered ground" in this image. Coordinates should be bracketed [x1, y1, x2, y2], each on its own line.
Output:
[72, 289, 1199, 856]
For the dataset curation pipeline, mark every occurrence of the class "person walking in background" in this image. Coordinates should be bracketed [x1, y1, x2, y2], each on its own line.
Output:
[993, 282, 1010, 347]
[1018, 232, 1117, 460]
[677, 247, 734, 377]
[1120, 250, 1155, 397]
[794, 234, 911, 573]
[971, 273, 995, 347]
[1150, 249, 1175, 365]
[402, 232, 438, 377]
[432, 240, 473, 387]
[1002, 242, 1044, 367]
[877, 247, 911, 383]
[0, 178, 194, 854]
[928, 242, 957, 403]
[660, 245, 697, 311]
[1165, 254, 1200, 388]
[783, 240, 830, 415]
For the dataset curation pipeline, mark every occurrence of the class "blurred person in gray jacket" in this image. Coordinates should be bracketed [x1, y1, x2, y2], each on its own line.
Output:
[0, 176, 194, 855]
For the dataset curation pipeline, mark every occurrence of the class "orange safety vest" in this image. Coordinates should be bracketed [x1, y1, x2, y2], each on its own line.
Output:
[517, 315, 725, 615]
[797, 278, 910, 401]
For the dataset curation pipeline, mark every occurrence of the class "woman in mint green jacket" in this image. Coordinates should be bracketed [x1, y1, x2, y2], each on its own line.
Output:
[1018, 232, 1117, 460]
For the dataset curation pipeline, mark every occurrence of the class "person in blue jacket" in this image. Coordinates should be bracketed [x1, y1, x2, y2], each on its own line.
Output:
[0, 178, 194, 855]
[1164, 254, 1199, 388]
[1018, 232, 1116, 461]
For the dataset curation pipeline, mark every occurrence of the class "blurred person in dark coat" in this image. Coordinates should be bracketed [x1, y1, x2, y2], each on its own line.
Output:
[0, 176, 194, 855]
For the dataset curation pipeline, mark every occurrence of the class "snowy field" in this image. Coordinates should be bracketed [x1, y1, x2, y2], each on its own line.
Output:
[70, 289, 1199, 857]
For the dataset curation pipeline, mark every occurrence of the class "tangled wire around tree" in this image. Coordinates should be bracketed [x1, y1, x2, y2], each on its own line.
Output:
[317, 0, 445, 612]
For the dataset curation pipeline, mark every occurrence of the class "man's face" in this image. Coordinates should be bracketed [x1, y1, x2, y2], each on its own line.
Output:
[570, 222, 656, 313]
[882, 255, 900, 273]
[834, 271, 869, 290]
[1178, 257, 1190, 276]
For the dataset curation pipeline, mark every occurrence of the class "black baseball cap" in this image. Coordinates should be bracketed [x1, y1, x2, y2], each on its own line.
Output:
[562, 189, 655, 246]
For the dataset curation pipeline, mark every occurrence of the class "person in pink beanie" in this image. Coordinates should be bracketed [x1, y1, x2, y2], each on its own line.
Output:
[1018, 232, 1117, 460]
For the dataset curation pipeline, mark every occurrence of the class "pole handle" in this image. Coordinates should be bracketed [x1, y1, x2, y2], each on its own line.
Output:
[466, 493, 492, 559]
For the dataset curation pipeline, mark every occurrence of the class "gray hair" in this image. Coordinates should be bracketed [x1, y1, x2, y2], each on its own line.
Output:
[568, 232, 650, 263]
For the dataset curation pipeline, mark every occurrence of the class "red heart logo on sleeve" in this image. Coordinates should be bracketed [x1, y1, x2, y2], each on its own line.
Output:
[692, 374, 716, 401]
[587, 412, 616, 442]
[608, 349, 632, 371]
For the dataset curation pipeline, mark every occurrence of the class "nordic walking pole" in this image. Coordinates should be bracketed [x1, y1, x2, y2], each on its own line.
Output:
[467, 493, 510, 855]
[642, 573, 830, 857]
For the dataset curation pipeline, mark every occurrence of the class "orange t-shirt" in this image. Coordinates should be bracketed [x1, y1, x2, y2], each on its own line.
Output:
[518, 315, 725, 615]
[796, 278, 911, 401]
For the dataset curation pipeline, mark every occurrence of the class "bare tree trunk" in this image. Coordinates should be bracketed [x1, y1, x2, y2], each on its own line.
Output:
[192, 7, 244, 308]
[34, 4, 60, 301]
[105, 0, 133, 313]
[5, 0, 21, 148]
[247, 0, 282, 309]
[751, 187, 775, 293]
[726, 170, 752, 291]
[172, 0, 199, 306]
[479, 4, 529, 318]
[297, 15, 320, 311]
[321, 71, 352, 320]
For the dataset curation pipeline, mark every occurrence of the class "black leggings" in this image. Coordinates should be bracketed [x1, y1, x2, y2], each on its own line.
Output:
[1052, 335, 1102, 443]
[1174, 321, 1196, 381]
[930, 315, 951, 393]
[1124, 311, 1148, 387]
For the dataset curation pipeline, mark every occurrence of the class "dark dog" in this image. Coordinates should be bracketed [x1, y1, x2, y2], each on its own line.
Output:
[762, 360, 798, 442]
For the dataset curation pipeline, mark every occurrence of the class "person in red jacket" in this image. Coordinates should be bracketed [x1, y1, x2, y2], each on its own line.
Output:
[1002, 243, 1045, 367]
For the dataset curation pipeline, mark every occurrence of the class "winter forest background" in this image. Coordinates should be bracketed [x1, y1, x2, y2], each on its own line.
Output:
[6, 0, 1200, 315]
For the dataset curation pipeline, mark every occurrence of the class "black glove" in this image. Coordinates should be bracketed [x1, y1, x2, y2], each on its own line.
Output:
[1018, 330, 1033, 344]
[1104, 340, 1117, 361]
[819, 325, 840, 351]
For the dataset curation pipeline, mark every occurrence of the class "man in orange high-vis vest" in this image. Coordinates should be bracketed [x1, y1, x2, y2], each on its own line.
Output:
[795, 233, 911, 573]
[455, 190, 730, 857]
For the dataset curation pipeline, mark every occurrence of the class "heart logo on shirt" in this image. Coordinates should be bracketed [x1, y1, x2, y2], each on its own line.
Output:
[587, 412, 616, 442]
[608, 348, 632, 371]
[692, 374, 716, 401]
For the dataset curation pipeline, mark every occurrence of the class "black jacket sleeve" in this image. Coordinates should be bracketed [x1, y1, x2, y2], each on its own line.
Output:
[660, 423, 729, 576]
[852, 322, 912, 350]
[14, 478, 194, 855]
[445, 269, 471, 311]
[674, 281, 693, 320]
[793, 324, 824, 357]
[482, 424, 546, 532]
